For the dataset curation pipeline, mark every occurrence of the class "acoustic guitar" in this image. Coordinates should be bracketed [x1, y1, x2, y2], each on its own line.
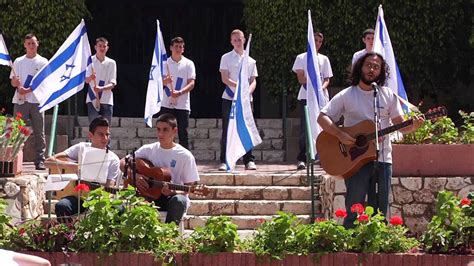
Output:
[125, 158, 211, 200]
[316, 107, 447, 179]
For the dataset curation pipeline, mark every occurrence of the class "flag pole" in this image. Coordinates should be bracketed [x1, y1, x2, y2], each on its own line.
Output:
[46, 104, 59, 219]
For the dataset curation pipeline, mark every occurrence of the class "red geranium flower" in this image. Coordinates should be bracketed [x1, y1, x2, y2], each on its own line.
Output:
[351, 203, 365, 214]
[461, 198, 471, 206]
[257, 218, 265, 224]
[20, 126, 31, 136]
[15, 112, 22, 120]
[357, 214, 369, 223]
[74, 183, 90, 192]
[390, 216, 404, 226]
[335, 208, 347, 218]
[18, 228, 26, 236]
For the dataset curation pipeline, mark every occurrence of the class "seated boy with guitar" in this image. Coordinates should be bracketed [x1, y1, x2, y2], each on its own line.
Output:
[120, 113, 200, 225]
[45, 116, 121, 221]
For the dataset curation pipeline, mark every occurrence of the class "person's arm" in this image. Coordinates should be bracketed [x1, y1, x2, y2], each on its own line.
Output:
[295, 70, 306, 85]
[44, 152, 78, 172]
[317, 113, 355, 145]
[220, 69, 237, 88]
[321, 77, 330, 90]
[12, 251, 51, 266]
[249, 76, 257, 94]
[391, 115, 424, 134]
[173, 79, 195, 98]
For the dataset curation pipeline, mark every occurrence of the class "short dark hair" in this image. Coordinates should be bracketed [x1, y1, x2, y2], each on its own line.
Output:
[170, 37, 184, 46]
[156, 113, 177, 128]
[95, 37, 108, 45]
[362, 28, 375, 38]
[314, 32, 324, 40]
[24, 33, 38, 41]
[350, 51, 389, 86]
[89, 116, 109, 133]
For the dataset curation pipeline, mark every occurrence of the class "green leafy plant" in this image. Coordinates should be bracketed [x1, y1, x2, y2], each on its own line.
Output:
[431, 117, 459, 144]
[294, 219, 351, 254]
[249, 212, 299, 260]
[349, 205, 418, 253]
[459, 110, 474, 144]
[188, 215, 240, 253]
[421, 191, 473, 254]
[72, 186, 181, 260]
[0, 198, 13, 248]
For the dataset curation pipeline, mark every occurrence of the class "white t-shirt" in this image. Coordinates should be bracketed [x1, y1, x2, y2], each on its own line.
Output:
[352, 49, 367, 66]
[292, 52, 333, 104]
[85, 55, 117, 105]
[162, 56, 196, 111]
[320, 85, 404, 163]
[64, 142, 120, 183]
[10, 54, 48, 104]
[219, 49, 258, 101]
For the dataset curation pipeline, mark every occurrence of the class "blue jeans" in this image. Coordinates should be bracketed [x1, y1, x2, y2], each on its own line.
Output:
[343, 161, 392, 229]
[153, 194, 188, 225]
[55, 196, 86, 223]
[87, 102, 113, 124]
[159, 107, 190, 150]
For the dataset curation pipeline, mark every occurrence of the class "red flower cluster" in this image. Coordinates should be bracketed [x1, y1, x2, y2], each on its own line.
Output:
[335, 208, 347, 218]
[18, 228, 26, 236]
[357, 214, 369, 223]
[18, 125, 31, 137]
[461, 198, 471, 206]
[389, 216, 404, 226]
[74, 183, 90, 192]
[351, 203, 365, 214]
[257, 218, 265, 224]
[15, 112, 23, 120]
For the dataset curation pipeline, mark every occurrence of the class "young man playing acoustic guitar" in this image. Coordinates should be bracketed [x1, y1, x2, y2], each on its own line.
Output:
[121, 113, 200, 225]
[45, 116, 121, 221]
[317, 52, 423, 228]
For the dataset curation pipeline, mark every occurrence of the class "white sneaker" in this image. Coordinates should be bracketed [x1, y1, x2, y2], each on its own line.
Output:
[245, 161, 257, 170]
[218, 163, 227, 171]
[297, 161, 306, 170]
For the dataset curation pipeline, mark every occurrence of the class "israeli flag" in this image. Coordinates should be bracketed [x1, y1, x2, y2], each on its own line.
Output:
[144, 20, 168, 127]
[306, 10, 325, 157]
[374, 5, 416, 111]
[0, 34, 12, 67]
[225, 34, 262, 171]
[31, 19, 92, 112]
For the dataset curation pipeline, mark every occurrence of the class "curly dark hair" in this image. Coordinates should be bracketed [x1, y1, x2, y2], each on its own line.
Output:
[350, 51, 389, 86]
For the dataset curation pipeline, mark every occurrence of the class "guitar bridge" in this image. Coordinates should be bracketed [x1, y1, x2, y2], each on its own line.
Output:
[338, 142, 348, 157]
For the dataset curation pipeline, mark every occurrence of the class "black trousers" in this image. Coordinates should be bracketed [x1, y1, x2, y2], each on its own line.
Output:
[219, 99, 255, 164]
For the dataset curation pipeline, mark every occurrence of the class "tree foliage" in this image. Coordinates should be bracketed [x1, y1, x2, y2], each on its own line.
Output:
[243, 0, 472, 113]
[0, 0, 89, 112]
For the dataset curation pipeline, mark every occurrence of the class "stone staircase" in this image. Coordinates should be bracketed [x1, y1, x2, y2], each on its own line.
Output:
[72, 117, 286, 161]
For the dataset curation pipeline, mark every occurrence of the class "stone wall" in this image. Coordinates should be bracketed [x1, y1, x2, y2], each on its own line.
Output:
[320, 175, 473, 233]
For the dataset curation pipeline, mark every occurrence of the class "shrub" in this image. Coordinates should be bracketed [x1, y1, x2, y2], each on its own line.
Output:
[188, 216, 240, 253]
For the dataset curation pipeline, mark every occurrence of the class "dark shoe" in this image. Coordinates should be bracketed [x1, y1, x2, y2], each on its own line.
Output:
[35, 161, 46, 170]
[297, 161, 306, 170]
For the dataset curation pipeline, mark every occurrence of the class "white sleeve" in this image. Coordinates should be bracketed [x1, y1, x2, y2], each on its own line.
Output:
[321, 56, 333, 79]
[63, 143, 82, 161]
[107, 156, 121, 181]
[188, 61, 196, 80]
[109, 60, 117, 85]
[320, 91, 345, 122]
[292, 55, 303, 73]
[219, 54, 228, 71]
[250, 60, 258, 77]
[182, 153, 200, 183]
[134, 144, 153, 161]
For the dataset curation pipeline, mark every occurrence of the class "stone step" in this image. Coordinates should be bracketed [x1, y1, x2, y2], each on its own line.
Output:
[191, 185, 312, 200]
[77, 117, 283, 130]
[199, 173, 313, 186]
[183, 214, 311, 230]
[187, 199, 315, 216]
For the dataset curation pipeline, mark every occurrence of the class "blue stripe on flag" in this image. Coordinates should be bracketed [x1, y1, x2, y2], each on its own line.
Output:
[234, 68, 253, 152]
[87, 86, 96, 100]
[23, 75, 33, 88]
[0, 53, 10, 61]
[378, 17, 385, 46]
[31, 25, 87, 91]
[175, 77, 183, 91]
[154, 36, 162, 104]
[164, 86, 171, 97]
[98, 80, 105, 98]
[39, 71, 86, 109]
[225, 86, 234, 98]
[306, 43, 321, 106]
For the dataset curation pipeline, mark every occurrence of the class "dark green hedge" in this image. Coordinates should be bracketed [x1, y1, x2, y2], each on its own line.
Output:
[0, 0, 89, 112]
[243, 0, 472, 114]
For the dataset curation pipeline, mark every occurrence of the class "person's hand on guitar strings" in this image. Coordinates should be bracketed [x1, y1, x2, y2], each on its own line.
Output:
[161, 182, 174, 196]
[135, 174, 149, 192]
[336, 130, 356, 145]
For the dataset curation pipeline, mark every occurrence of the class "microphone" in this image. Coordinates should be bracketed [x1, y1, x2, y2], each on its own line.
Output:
[371, 82, 379, 91]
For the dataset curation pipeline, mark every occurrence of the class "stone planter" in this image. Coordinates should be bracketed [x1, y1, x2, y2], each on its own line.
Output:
[392, 144, 474, 176]
[0, 145, 23, 177]
[22, 251, 474, 266]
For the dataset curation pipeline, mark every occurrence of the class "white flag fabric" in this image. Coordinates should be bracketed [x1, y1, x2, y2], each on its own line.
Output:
[144, 20, 168, 127]
[373, 5, 415, 111]
[225, 34, 262, 171]
[31, 19, 92, 112]
[0, 34, 12, 67]
[305, 10, 325, 158]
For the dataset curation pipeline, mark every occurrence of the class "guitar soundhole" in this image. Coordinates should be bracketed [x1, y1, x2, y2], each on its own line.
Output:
[355, 135, 368, 148]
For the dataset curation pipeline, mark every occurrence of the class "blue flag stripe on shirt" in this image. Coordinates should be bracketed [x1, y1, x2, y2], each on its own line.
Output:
[31, 25, 87, 91]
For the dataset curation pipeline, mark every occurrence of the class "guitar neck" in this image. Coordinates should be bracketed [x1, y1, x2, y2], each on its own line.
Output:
[366, 119, 413, 141]
[84, 181, 119, 194]
[149, 179, 192, 193]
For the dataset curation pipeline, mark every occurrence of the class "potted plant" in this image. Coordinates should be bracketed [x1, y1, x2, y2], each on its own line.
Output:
[0, 110, 31, 177]
[392, 110, 474, 176]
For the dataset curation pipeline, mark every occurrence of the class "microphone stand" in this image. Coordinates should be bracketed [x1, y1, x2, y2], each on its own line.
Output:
[371, 82, 380, 212]
[131, 149, 137, 191]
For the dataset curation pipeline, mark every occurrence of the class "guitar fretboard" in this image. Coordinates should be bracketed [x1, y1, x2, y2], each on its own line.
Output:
[366, 119, 413, 141]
